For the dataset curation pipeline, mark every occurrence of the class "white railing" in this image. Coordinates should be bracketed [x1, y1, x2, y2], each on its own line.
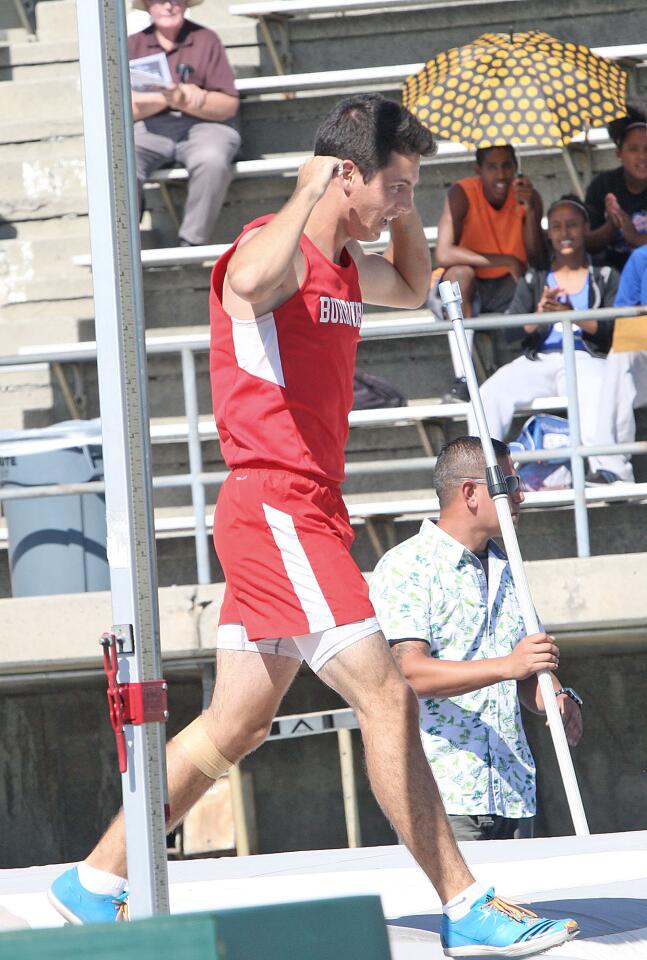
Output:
[1, 304, 647, 581]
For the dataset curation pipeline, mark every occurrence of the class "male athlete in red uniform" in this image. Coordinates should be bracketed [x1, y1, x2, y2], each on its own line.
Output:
[50, 95, 578, 958]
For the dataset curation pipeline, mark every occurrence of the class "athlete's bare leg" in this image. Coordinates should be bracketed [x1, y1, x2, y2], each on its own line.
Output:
[319, 631, 474, 904]
[87, 650, 300, 877]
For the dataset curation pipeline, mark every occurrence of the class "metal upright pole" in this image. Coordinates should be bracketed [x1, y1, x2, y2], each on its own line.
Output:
[561, 319, 591, 557]
[561, 147, 585, 201]
[181, 348, 211, 584]
[439, 280, 590, 836]
[76, 0, 170, 917]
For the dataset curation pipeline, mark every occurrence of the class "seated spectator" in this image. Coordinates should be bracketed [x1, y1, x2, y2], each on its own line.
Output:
[587, 245, 647, 483]
[128, 0, 241, 246]
[472, 196, 618, 450]
[370, 436, 582, 842]
[433, 145, 544, 402]
[585, 106, 647, 271]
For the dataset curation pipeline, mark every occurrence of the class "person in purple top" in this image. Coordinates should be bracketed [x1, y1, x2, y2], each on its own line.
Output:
[128, 0, 241, 246]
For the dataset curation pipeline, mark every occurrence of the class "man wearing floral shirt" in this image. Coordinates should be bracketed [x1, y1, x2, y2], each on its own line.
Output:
[370, 436, 583, 841]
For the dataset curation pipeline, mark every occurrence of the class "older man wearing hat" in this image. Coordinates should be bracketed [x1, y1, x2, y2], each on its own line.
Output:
[128, 0, 240, 246]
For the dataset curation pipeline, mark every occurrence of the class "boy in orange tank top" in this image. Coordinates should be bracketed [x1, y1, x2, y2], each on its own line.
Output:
[434, 145, 545, 402]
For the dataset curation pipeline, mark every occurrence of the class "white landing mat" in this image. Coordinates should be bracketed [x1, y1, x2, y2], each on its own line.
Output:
[1, 831, 646, 958]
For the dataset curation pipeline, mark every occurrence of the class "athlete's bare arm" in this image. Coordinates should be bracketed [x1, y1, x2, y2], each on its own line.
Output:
[224, 156, 342, 320]
[348, 207, 431, 308]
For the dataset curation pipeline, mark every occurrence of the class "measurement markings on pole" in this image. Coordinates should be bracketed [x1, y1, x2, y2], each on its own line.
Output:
[77, 0, 171, 915]
[104, 0, 161, 685]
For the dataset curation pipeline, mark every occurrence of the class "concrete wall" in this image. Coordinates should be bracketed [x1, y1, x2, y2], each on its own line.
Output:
[1, 553, 646, 867]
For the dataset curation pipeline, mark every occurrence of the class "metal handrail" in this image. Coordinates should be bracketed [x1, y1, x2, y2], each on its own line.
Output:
[1, 303, 647, 579]
[1, 305, 645, 368]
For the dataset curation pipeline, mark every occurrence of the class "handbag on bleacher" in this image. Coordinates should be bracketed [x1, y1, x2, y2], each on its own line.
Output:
[509, 414, 572, 491]
[352, 369, 408, 410]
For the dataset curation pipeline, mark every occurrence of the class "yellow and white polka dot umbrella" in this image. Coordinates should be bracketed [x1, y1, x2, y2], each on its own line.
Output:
[402, 31, 627, 148]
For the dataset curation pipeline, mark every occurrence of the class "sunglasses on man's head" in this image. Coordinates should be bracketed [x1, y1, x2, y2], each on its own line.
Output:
[456, 476, 523, 495]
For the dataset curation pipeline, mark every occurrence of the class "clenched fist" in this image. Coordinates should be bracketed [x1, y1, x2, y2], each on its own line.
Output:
[296, 155, 343, 204]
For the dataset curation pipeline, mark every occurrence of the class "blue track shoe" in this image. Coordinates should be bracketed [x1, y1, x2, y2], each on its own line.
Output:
[442, 888, 579, 957]
[48, 867, 129, 924]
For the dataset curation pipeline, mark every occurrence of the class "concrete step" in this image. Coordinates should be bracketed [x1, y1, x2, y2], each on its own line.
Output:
[0, 75, 80, 125]
[0, 294, 94, 324]
[0, 211, 87, 241]
[0, 314, 81, 354]
[4, 272, 93, 307]
[0, 230, 89, 306]
[0, 0, 34, 40]
[35, 0, 76, 43]
[0, 150, 86, 223]
[0, 37, 78, 80]
[0, 363, 53, 427]
[0, 52, 79, 81]
[0, 114, 81, 144]
[0, 132, 83, 165]
[0, 26, 32, 45]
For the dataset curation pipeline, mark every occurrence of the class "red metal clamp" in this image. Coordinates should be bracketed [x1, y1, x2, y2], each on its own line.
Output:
[101, 632, 169, 774]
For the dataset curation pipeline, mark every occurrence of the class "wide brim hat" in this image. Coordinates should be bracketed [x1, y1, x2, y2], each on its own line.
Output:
[132, 0, 203, 10]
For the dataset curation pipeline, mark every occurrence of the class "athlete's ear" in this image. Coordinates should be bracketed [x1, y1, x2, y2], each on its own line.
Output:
[340, 159, 356, 192]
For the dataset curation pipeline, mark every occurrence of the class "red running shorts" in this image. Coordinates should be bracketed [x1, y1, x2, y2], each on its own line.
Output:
[213, 466, 376, 642]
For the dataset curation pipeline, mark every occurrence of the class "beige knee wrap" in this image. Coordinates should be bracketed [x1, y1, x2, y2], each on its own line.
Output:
[174, 715, 233, 780]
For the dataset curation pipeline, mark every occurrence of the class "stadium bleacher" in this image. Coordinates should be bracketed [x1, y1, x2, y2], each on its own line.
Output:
[2, 0, 647, 589]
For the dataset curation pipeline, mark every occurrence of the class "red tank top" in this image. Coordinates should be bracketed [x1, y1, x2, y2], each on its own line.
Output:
[209, 215, 363, 485]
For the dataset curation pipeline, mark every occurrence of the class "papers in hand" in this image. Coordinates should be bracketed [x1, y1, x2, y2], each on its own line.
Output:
[129, 52, 174, 92]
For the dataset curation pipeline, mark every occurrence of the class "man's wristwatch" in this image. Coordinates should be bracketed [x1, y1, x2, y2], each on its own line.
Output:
[556, 687, 583, 708]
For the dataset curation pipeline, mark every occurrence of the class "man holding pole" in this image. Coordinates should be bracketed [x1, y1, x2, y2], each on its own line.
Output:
[50, 94, 578, 958]
[371, 436, 583, 842]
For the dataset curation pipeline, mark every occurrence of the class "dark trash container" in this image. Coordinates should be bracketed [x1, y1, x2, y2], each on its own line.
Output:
[0, 420, 110, 597]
